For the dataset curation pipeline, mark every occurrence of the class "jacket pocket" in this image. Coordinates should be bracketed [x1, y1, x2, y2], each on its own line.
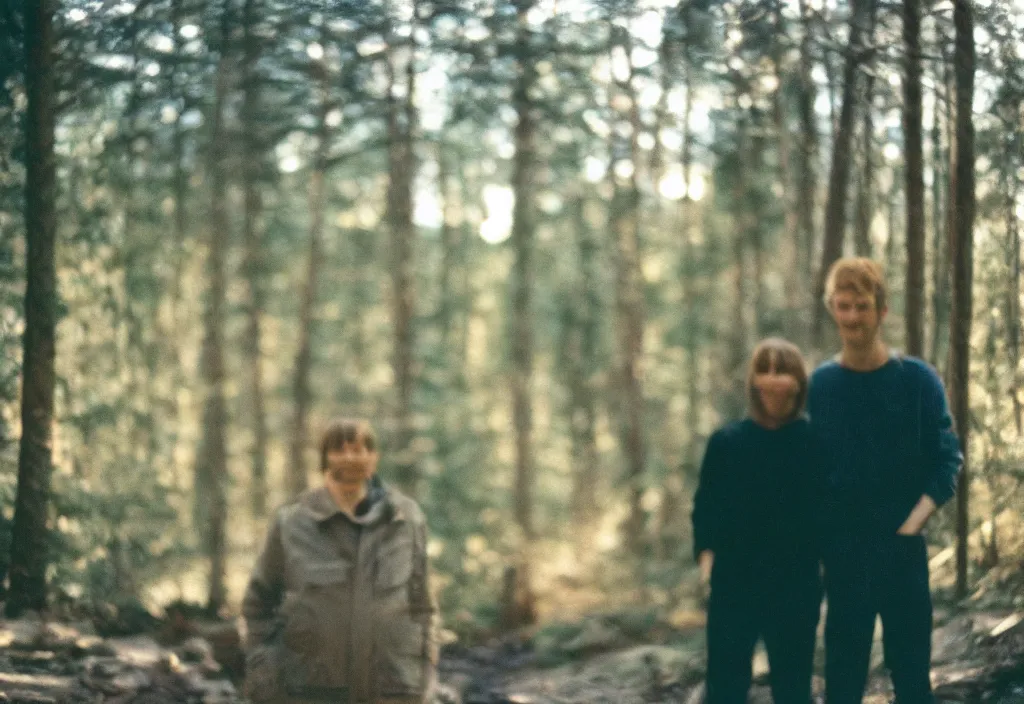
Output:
[284, 560, 352, 658]
[376, 618, 426, 696]
[376, 537, 414, 592]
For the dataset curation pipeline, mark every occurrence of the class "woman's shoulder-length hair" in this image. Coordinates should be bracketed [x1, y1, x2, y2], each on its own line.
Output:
[747, 337, 808, 424]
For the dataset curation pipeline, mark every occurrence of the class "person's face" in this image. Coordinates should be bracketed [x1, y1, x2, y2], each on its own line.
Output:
[753, 371, 800, 424]
[830, 289, 886, 349]
[324, 441, 378, 488]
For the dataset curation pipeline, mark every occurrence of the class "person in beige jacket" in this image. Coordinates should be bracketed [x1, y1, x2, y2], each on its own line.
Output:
[242, 418, 438, 704]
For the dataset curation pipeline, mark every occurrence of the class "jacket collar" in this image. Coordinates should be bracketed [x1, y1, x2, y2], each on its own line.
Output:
[300, 477, 405, 526]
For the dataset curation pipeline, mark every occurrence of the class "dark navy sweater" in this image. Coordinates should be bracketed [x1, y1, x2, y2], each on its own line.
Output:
[692, 417, 822, 582]
[807, 354, 962, 541]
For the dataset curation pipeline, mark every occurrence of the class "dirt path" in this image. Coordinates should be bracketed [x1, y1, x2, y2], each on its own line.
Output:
[437, 608, 1024, 704]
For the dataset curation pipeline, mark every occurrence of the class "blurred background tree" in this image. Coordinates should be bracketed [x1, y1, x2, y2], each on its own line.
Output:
[0, 0, 1021, 632]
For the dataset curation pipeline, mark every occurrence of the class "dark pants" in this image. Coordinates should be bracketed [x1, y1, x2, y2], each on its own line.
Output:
[706, 572, 821, 704]
[824, 535, 934, 704]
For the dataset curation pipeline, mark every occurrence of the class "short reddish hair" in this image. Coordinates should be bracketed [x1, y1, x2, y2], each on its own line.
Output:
[824, 257, 888, 311]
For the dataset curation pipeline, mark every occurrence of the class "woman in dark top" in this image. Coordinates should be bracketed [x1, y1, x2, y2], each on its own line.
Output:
[692, 338, 823, 704]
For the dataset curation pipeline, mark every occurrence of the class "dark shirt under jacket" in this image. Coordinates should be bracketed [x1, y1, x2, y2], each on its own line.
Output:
[692, 417, 823, 589]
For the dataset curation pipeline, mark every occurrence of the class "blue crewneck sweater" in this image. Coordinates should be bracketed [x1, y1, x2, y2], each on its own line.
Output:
[808, 354, 962, 540]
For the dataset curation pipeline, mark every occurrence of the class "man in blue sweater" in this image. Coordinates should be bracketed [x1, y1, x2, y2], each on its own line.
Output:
[808, 258, 962, 704]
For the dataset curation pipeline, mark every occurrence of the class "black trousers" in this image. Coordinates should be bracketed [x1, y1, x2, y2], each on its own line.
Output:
[706, 572, 821, 704]
[823, 535, 934, 704]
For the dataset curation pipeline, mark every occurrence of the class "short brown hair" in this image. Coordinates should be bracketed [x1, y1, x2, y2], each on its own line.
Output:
[747, 338, 808, 424]
[319, 418, 377, 471]
[824, 257, 887, 311]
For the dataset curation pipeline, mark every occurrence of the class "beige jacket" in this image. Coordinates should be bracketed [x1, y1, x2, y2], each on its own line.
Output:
[242, 483, 438, 704]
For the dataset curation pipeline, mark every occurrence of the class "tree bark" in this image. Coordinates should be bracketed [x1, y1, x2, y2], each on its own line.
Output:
[288, 29, 330, 500]
[287, 169, 325, 498]
[853, 73, 875, 258]
[1004, 138, 1022, 436]
[171, 0, 187, 312]
[771, 1, 801, 339]
[728, 107, 751, 420]
[649, 37, 669, 183]
[679, 42, 701, 475]
[903, 0, 926, 357]
[981, 325, 999, 570]
[949, 0, 975, 601]
[886, 164, 901, 275]
[506, 0, 538, 629]
[749, 127, 766, 338]
[610, 24, 648, 560]
[929, 55, 949, 369]
[814, 0, 875, 346]
[7, 0, 57, 617]
[387, 6, 419, 495]
[795, 0, 819, 291]
[242, 0, 268, 516]
[568, 197, 600, 528]
[437, 144, 457, 351]
[194, 4, 232, 614]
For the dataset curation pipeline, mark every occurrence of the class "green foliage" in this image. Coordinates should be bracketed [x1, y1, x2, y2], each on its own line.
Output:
[0, 0, 1020, 626]
[47, 464, 186, 604]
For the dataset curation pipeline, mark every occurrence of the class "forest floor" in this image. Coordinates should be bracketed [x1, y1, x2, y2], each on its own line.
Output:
[437, 599, 1024, 704]
[0, 570, 1023, 703]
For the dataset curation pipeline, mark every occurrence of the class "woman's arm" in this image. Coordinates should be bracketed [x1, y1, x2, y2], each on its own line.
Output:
[692, 431, 727, 566]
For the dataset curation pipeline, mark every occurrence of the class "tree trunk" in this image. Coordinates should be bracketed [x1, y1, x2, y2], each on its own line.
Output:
[457, 179, 474, 373]
[977, 319, 998, 571]
[949, 0, 975, 601]
[728, 108, 751, 420]
[168, 0, 190, 492]
[387, 8, 419, 495]
[984, 501, 998, 568]
[929, 55, 949, 369]
[796, 0, 819, 291]
[118, 5, 162, 488]
[122, 7, 145, 449]
[242, 0, 268, 516]
[814, 0, 875, 347]
[886, 164, 901, 274]
[1004, 136, 1022, 436]
[568, 197, 600, 528]
[194, 5, 232, 614]
[853, 73, 875, 258]
[288, 36, 330, 500]
[171, 0, 187, 307]
[288, 171, 325, 499]
[610, 24, 648, 560]
[903, 0, 926, 357]
[749, 127, 766, 338]
[7, 0, 57, 618]
[679, 51, 701, 474]
[506, 0, 538, 629]
[437, 144, 457, 351]
[771, 1, 801, 339]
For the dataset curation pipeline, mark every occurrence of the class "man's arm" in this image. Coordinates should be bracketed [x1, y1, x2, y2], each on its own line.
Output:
[409, 512, 440, 695]
[897, 495, 938, 535]
[241, 513, 286, 648]
[898, 364, 963, 535]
